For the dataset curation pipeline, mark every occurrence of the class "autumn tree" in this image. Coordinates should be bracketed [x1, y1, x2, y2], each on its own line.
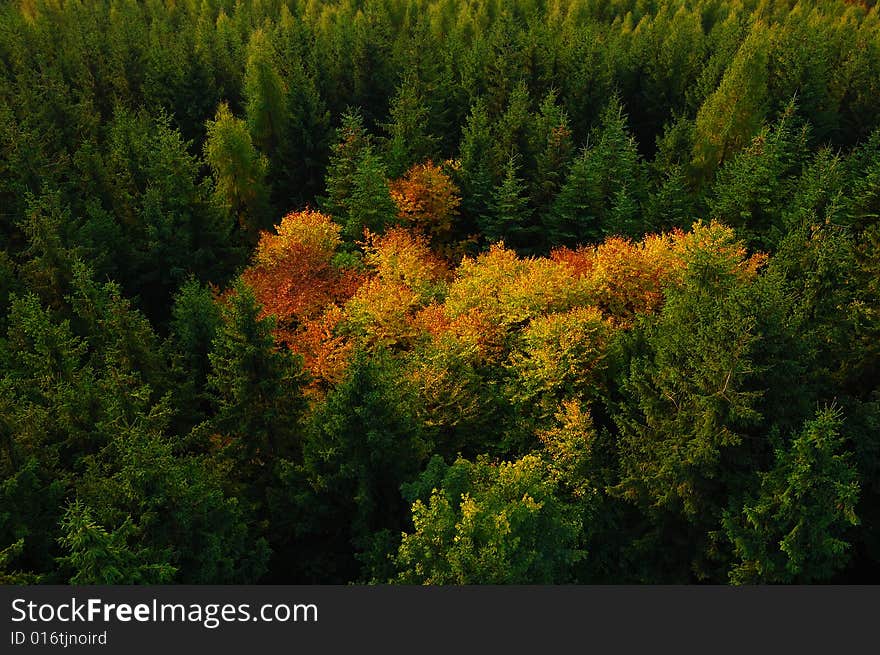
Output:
[389, 161, 461, 248]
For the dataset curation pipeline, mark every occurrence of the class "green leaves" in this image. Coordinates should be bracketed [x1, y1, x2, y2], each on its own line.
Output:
[723, 408, 860, 584]
[394, 455, 583, 584]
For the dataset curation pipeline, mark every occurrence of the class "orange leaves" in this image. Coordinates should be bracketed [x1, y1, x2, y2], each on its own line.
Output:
[291, 306, 354, 396]
[244, 209, 363, 346]
[552, 232, 686, 325]
[389, 161, 461, 245]
[239, 211, 764, 403]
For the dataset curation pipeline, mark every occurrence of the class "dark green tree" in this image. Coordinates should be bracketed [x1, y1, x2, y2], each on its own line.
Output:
[486, 155, 534, 251]
[381, 74, 439, 179]
[722, 408, 860, 584]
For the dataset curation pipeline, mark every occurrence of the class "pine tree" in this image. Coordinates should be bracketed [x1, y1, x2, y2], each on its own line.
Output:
[243, 28, 286, 158]
[723, 408, 860, 584]
[708, 102, 809, 249]
[644, 164, 696, 232]
[203, 280, 308, 485]
[381, 75, 439, 179]
[321, 108, 373, 221]
[530, 90, 574, 217]
[547, 96, 644, 247]
[486, 155, 534, 251]
[692, 22, 771, 181]
[299, 350, 428, 581]
[344, 150, 398, 241]
[457, 99, 495, 236]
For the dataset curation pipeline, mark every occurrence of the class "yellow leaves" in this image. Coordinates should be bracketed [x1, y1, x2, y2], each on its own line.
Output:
[672, 220, 768, 279]
[342, 228, 452, 351]
[343, 278, 425, 350]
[361, 227, 450, 301]
[254, 209, 342, 265]
[515, 306, 610, 379]
[548, 222, 763, 327]
[507, 307, 612, 420]
[444, 244, 591, 328]
[537, 399, 598, 498]
[243, 213, 764, 406]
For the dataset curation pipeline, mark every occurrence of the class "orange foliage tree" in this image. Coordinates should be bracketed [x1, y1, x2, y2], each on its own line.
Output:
[243, 209, 364, 389]
[341, 228, 450, 351]
[389, 161, 462, 249]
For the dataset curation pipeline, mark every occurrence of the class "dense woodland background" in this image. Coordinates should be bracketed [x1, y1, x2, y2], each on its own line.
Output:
[1, 0, 879, 584]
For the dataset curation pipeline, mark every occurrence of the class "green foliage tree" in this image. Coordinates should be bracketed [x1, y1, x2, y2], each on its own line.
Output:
[692, 22, 771, 181]
[321, 108, 373, 221]
[722, 408, 860, 584]
[57, 501, 176, 585]
[201, 280, 308, 515]
[456, 98, 495, 234]
[486, 155, 534, 251]
[547, 97, 644, 246]
[299, 350, 429, 581]
[204, 102, 271, 242]
[344, 150, 398, 241]
[382, 75, 439, 178]
[393, 454, 582, 584]
[709, 103, 810, 249]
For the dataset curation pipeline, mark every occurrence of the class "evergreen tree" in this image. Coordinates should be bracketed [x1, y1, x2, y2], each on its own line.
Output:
[723, 408, 860, 584]
[321, 108, 373, 221]
[298, 350, 429, 582]
[382, 75, 439, 179]
[486, 155, 534, 252]
[692, 22, 771, 181]
[243, 28, 286, 159]
[547, 95, 644, 247]
[456, 99, 495, 235]
[344, 150, 398, 242]
[205, 103, 271, 243]
[644, 164, 696, 232]
[202, 280, 308, 497]
[709, 103, 809, 249]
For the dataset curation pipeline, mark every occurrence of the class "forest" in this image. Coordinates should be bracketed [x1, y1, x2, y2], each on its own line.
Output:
[0, 0, 879, 585]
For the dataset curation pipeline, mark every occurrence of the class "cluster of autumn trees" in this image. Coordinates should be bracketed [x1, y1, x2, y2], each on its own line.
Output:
[1, 0, 879, 584]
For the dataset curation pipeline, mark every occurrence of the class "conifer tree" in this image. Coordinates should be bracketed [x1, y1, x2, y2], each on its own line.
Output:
[204, 102, 271, 241]
[457, 99, 495, 233]
[547, 96, 644, 247]
[486, 155, 534, 251]
[321, 108, 373, 221]
[382, 75, 439, 179]
[692, 22, 771, 181]
[723, 408, 860, 584]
